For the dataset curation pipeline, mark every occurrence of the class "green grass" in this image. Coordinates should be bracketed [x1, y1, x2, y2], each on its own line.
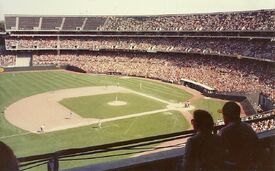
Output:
[0, 72, 101, 136]
[192, 98, 226, 121]
[60, 110, 189, 170]
[119, 77, 193, 103]
[5, 110, 188, 170]
[0, 70, 226, 170]
[60, 93, 167, 118]
[0, 71, 191, 154]
[4, 110, 188, 157]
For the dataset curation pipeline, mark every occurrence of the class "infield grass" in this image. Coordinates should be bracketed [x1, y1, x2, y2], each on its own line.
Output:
[60, 93, 167, 118]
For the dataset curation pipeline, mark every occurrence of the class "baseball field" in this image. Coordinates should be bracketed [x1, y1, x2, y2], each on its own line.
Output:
[0, 70, 226, 170]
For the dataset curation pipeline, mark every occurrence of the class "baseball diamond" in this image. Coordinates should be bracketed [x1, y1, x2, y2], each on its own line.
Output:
[0, 8, 274, 171]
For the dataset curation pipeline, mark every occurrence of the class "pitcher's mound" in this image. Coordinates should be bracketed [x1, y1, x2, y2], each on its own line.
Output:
[108, 101, 127, 106]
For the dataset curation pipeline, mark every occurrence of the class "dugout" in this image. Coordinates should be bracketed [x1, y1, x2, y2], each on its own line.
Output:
[180, 78, 216, 94]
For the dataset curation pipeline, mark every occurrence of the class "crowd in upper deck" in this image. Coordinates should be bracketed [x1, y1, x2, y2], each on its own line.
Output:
[101, 10, 275, 31]
[5, 10, 275, 31]
[5, 37, 274, 61]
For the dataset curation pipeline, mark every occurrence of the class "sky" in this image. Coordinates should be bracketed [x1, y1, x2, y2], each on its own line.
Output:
[0, 0, 274, 20]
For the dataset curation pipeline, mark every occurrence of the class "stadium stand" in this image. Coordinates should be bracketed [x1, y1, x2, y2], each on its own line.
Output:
[83, 17, 107, 30]
[31, 52, 274, 101]
[0, 22, 5, 32]
[5, 16, 17, 30]
[245, 111, 275, 133]
[101, 10, 275, 31]
[62, 17, 86, 30]
[4, 37, 274, 60]
[0, 51, 16, 66]
[1, 9, 274, 171]
[18, 17, 40, 30]
[2, 10, 274, 104]
[41, 17, 63, 30]
[251, 119, 275, 132]
[4, 10, 275, 31]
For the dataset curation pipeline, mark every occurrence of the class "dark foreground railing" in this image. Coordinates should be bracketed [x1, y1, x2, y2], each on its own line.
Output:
[18, 115, 275, 171]
[64, 130, 275, 171]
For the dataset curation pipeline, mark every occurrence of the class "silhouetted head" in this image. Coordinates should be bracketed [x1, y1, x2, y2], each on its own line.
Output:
[192, 110, 214, 133]
[222, 101, 241, 124]
[0, 141, 19, 171]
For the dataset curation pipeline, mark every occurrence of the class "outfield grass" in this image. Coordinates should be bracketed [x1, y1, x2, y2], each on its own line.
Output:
[119, 77, 193, 103]
[60, 93, 167, 118]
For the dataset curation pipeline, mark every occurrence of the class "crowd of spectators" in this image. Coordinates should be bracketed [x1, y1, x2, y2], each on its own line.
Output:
[0, 53, 16, 66]
[32, 52, 274, 101]
[246, 111, 275, 133]
[216, 110, 274, 133]
[5, 10, 275, 31]
[251, 119, 275, 133]
[5, 37, 274, 60]
[101, 10, 274, 31]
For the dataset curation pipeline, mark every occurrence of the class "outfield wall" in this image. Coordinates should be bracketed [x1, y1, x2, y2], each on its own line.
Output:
[2, 65, 65, 72]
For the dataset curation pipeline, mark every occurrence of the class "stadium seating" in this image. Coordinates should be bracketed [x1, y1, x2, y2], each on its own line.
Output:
[0, 52, 16, 66]
[62, 17, 85, 30]
[83, 17, 107, 30]
[5, 37, 274, 60]
[5, 16, 17, 30]
[1, 10, 275, 171]
[31, 52, 274, 101]
[18, 17, 40, 30]
[2, 10, 274, 102]
[4, 10, 275, 31]
[41, 17, 63, 30]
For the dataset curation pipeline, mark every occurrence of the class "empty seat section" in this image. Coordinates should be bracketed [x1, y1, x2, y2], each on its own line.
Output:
[18, 17, 40, 30]
[5, 17, 17, 30]
[62, 17, 85, 30]
[41, 17, 63, 30]
[83, 17, 106, 30]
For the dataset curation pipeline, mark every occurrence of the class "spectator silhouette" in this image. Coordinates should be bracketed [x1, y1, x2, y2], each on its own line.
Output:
[0, 141, 19, 171]
[182, 110, 224, 171]
[218, 101, 259, 170]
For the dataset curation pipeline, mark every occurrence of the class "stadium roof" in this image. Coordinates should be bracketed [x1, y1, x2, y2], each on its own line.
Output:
[0, 0, 274, 20]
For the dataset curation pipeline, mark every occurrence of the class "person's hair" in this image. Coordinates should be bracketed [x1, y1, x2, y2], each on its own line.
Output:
[0, 141, 19, 171]
[222, 101, 240, 121]
[193, 110, 214, 132]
